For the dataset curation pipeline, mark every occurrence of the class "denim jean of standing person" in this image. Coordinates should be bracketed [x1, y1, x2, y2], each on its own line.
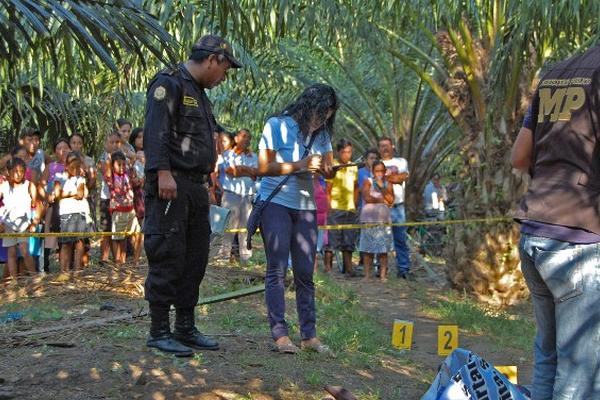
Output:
[519, 233, 600, 400]
[390, 204, 409, 273]
[381, 154, 410, 276]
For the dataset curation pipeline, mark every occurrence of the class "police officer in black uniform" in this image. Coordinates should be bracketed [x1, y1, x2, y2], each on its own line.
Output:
[143, 35, 242, 356]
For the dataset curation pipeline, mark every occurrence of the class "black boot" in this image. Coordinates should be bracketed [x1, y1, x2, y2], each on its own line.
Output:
[147, 305, 194, 357]
[173, 308, 219, 350]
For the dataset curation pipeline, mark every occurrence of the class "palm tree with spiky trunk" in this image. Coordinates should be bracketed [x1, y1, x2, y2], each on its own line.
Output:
[183, 0, 600, 304]
[368, 0, 600, 305]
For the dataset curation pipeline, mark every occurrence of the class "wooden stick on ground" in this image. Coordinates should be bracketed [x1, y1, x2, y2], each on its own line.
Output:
[197, 284, 265, 305]
[7, 312, 145, 339]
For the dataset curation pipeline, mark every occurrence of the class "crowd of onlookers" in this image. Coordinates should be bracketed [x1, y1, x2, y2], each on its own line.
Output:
[1, 122, 451, 282]
[0, 120, 145, 280]
[213, 132, 452, 282]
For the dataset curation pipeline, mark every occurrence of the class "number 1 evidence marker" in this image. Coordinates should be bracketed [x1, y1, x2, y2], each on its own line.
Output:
[391, 320, 414, 350]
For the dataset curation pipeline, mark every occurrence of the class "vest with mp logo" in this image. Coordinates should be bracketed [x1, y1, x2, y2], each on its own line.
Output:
[515, 45, 600, 234]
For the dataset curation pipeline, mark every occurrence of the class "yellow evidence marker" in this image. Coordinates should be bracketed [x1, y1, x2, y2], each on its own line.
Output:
[391, 320, 414, 350]
[437, 325, 458, 356]
[495, 366, 518, 384]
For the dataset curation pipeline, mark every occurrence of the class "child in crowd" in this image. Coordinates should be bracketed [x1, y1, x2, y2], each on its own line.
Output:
[69, 133, 97, 267]
[0, 158, 40, 278]
[98, 132, 122, 263]
[69, 133, 96, 222]
[129, 128, 145, 262]
[7, 145, 44, 273]
[104, 151, 140, 264]
[55, 152, 90, 273]
[8, 146, 43, 271]
[213, 130, 235, 205]
[43, 138, 71, 270]
[359, 161, 394, 282]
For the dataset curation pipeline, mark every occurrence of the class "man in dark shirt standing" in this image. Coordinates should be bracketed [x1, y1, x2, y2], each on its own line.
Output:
[512, 45, 600, 399]
[143, 35, 242, 356]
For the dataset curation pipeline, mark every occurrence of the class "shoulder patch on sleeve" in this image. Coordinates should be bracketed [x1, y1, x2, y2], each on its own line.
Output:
[153, 85, 166, 101]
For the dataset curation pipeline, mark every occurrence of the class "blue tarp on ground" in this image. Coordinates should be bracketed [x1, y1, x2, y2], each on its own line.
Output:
[422, 348, 530, 400]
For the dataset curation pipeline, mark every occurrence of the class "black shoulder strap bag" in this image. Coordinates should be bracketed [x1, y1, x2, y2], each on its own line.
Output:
[246, 132, 319, 250]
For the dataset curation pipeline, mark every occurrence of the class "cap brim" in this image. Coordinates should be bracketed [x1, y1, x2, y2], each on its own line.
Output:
[226, 55, 243, 68]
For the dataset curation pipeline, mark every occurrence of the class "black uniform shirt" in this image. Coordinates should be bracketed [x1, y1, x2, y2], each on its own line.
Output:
[143, 64, 216, 175]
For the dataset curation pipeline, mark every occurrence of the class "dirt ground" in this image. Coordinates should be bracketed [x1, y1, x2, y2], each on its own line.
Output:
[0, 254, 534, 400]
[350, 276, 534, 385]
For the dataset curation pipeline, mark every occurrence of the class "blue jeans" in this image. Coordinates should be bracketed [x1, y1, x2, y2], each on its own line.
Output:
[261, 202, 318, 341]
[519, 233, 600, 400]
[390, 204, 410, 273]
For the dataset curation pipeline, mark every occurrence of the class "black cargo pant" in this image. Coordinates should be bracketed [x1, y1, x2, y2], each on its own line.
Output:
[144, 172, 211, 309]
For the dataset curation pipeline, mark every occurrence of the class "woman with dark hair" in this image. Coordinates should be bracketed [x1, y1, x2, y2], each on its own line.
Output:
[358, 160, 394, 281]
[129, 127, 144, 151]
[116, 118, 132, 140]
[116, 118, 136, 161]
[256, 83, 339, 354]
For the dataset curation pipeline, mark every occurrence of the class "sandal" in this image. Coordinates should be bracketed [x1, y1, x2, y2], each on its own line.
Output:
[271, 339, 299, 354]
[301, 339, 334, 355]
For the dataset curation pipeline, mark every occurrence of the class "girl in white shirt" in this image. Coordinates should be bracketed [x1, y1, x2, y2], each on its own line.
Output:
[0, 157, 40, 278]
[55, 152, 90, 273]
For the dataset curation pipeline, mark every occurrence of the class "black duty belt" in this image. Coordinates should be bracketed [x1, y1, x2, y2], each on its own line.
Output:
[171, 169, 209, 184]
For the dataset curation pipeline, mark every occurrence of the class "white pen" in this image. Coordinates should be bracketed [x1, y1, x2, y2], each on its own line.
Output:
[164, 200, 172, 215]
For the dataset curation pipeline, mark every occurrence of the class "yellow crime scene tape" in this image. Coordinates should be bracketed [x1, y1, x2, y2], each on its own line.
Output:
[0, 231, 138, 238]
[218, 216, 512, 234]
[0, 216, 513, 238]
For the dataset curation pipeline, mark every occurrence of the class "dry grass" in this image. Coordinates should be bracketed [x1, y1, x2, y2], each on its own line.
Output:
[0, 259, 264, 349]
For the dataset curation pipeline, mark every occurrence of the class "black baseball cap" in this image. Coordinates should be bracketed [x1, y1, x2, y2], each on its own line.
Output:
[191, 35, 243, 68]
